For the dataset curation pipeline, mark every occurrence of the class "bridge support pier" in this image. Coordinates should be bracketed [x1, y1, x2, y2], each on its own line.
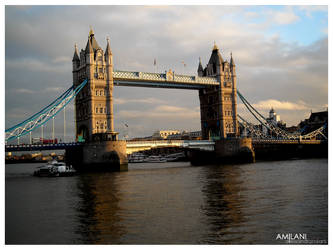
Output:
[214, 137, 255, 163]
[189, 137, 255, 165]
[65, 136, 128, 172]
[252, 141, 328, 160]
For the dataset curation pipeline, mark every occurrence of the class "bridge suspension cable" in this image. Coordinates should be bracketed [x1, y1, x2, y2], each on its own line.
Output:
[237, 114, 271, 139]
[237, 90, 327, 140]
[5, 79, 88, 142]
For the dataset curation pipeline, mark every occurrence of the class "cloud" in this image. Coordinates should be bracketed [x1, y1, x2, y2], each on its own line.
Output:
[269, 7, 300, 25]
[52, 56, 72, 64]
[114, 97, 166, 105]
[43, 87, 65, 93]
[117, 105, 199, 120]
[15, 88, 35, 94]
[252, 99, 309, 111]
[6, 58, 69, 73]
[297, 6, 328, 18]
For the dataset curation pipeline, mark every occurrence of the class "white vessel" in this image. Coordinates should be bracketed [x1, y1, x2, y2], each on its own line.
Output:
[33, 160, 76, 177]
[145, 155, 168, 163]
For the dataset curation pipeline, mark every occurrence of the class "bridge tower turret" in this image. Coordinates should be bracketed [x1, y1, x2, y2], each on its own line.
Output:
[230, 52, 239, 137]
[198, 43, 239, 139]
[197, 57, 204, 77]
[105, 37, 114, 132]
[72, 27, 117, 142]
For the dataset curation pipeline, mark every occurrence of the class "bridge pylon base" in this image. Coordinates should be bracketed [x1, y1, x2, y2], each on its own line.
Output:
[189, 137, 255, 165]
[65, 140, 128, 172]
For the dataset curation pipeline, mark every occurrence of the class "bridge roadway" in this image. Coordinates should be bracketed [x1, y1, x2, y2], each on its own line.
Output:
[251, 139, 323, 144]
[113, 70, 219, 89]
[5, 139, 323, 154]
[5, 142, 83, 152]
[5, 140, 216, 154]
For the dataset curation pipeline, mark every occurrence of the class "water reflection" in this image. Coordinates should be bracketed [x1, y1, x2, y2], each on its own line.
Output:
[200, 164, 248, 244]
[75, 172, 125, 244]
[5, 159, 327, 244]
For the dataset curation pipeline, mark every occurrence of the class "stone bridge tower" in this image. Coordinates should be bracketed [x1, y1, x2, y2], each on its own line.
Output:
[198, 43, 239, 139]
[72, 28, 116, 142]
[68, 28, 127, 172]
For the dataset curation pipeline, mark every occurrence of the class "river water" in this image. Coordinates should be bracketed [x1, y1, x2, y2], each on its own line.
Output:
[5, 159, 328, 244]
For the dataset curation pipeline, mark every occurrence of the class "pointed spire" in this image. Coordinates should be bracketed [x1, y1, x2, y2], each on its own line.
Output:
[212, 41, 219, 51]
[89, 25, 94, 37]
[105, 36, 112, 55]
[72, 43, 79, 61]
[85, 36, 93, 54]
[197, 57, 204, 75]
[230, 52, 235, 66]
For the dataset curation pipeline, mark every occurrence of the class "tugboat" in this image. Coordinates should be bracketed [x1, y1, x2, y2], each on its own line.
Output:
[33, 160, 76, 177]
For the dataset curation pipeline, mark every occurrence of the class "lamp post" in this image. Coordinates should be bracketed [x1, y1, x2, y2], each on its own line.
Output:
[41, 125, 44, 142]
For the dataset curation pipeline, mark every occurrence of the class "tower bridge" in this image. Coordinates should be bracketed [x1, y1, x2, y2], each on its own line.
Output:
[5, 28, 327, 170]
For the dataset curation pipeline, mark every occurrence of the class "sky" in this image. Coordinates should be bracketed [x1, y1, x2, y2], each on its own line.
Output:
[4, 5, 328, 142]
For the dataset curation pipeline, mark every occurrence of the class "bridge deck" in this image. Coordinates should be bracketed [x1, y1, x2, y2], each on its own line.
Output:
[5, 143, 82, 152]
[6, 139, 324, 152]
[252, 139, 323, 144]
[113, 70, 219, 89]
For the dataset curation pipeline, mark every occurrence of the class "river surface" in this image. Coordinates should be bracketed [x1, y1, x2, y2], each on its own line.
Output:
[5, 159, 328, 244]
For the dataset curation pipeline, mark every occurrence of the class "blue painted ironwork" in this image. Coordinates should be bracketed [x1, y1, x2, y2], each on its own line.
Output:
[5, 79, 88, 142]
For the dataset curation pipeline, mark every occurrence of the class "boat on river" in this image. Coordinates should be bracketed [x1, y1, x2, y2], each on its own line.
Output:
[33, 160, 76, 177]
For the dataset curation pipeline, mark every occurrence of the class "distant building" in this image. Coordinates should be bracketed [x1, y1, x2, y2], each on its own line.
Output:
[152, 130, 180, 139]
[253, 108, 286, 137]
[129, 130, 202, 141]
[167, 130, 202, 140]
[285, 125, 299, 133]
[267, 108, 286, 128]
[299, 110, 328, 135]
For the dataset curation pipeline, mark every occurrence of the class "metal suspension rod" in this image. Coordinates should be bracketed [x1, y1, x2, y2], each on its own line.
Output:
[5, 79, 87, 142]
[64, 106, 66, 143]
[238, 90, 290, 138]
[6, 86, 73, 132]
[237, 90, 267, 121]
[238, 94, 271, 130]
[52, 117, 55, 142]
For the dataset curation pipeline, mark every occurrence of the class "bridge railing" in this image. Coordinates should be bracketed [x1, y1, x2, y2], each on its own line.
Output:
[126, 140, 185, 146]
[113, 70, 219, 85]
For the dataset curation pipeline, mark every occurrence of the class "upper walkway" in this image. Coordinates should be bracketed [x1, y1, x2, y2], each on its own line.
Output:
[113, 70, 219, 89]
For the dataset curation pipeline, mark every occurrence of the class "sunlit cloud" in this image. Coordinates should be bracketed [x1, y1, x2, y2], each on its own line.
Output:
[252, 99, 309, 111]
[268, 7, 300, 25]
[117, 105, 200, 120]
[6, 58, 68, 73]
[15, 88, 35, 94]
[114, 97, 166, 105]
